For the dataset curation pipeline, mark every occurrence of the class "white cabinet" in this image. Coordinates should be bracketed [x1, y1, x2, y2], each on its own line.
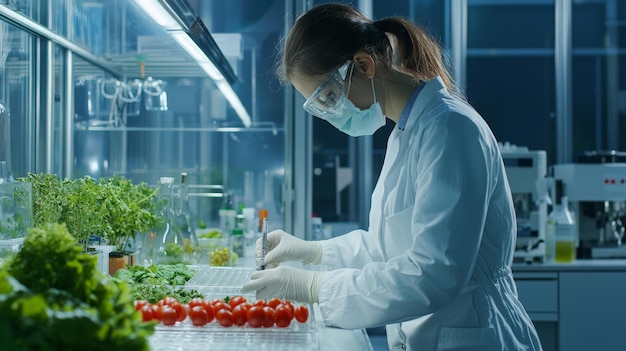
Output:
[559, 272, 626, 351]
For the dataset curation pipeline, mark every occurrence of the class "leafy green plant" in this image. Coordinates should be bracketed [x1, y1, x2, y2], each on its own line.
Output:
[0, 223, 154, 350]
[18, 173, 69, 227]
[99, 175, 161, 253]
[19, 173, 162, 253]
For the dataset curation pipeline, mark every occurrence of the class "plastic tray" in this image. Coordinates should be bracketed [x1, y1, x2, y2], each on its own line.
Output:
[149, 266, 319, 351]
[185, 266, 254, 287]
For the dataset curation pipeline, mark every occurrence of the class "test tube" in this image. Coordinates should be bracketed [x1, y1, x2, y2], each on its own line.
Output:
[260, 217, 269, 270]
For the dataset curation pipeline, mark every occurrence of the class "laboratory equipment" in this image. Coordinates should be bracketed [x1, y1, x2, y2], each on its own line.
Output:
[553, 151, 626, 258]
[261, 217, 268, 270]
[501, 148, 548, 263]
[150, 176, 187, 265]
[175, 172, 200, 261]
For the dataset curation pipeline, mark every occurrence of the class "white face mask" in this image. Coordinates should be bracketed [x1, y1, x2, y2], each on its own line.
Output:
[303, 61, 386, 137]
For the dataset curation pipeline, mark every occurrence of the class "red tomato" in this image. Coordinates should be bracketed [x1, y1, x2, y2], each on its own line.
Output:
[262, 306, 275, 327]
[212, 298, 224, 305]
[212, 301, 231, 313]
[158, 296, 178, 307]
[294, 305, 309, 323]
[160, 305, 178, 326]
[253, 299, 266, 308]
[201, 301, 215, 323]
[266, 297, 282, 309]
[189, 305, 209, 326]
[170, 302, 187, 322]
[216, 309, 234, 327]
[247, 306, 266, 328]
[134, 300, 149, 311]
[275, 303, 293, 320]
[139, 304, 154, 322]
[232, 304, 248, 326]
[188, 298, 205, 310]
[281, 300, 295, 314]
[150, 304, 162, 321]
[229, 295, 247, 309]
[274, 307, 292, 328]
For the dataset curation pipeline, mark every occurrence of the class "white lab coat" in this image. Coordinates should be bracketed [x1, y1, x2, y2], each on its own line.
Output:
[318, 77, 543, 351]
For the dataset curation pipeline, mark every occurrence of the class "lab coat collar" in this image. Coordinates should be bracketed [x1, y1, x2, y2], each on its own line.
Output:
[399, 76, 447, 133]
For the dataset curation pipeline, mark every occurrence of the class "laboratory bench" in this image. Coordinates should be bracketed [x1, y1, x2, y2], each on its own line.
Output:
[512, 259, 626, 351]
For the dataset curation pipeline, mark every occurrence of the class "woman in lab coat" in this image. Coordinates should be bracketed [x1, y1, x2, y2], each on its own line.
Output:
[242, 4, 542, 350]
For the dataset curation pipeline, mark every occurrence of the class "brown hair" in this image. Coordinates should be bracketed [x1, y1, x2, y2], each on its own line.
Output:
[278, 3, 459, 95]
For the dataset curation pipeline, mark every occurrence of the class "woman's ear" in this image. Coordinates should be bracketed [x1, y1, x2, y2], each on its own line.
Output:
[352, 51, 376, 79]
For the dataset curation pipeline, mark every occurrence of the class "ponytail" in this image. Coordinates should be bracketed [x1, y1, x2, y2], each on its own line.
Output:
[372, 17, 460, 97]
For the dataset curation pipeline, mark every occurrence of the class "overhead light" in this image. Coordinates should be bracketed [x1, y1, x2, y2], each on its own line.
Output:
[214, 80, 251, 127]
[130, 0, 182, 30]
[132, 0, 251, 127]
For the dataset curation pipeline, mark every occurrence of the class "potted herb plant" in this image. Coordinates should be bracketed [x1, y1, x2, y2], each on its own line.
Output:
[99, 175, 161, 274]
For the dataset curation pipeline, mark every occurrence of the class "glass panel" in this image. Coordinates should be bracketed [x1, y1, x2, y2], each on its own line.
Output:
[70, 0, 287, 231]
[0, 19, 34, 178]
[467, 0, 556, 165]
[572, 0, 626, 156]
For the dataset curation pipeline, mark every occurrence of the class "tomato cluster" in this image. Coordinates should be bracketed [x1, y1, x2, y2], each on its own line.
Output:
[134, 296, 309, 328]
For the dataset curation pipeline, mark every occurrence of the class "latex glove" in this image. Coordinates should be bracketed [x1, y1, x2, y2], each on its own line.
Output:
[256, 230, 323, 267]
[241, 266, 323, 304]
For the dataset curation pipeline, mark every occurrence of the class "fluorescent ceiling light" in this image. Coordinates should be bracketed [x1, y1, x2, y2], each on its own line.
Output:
[133, 0, 251, 127]
[214, 80, 251, 128]
[131, 0, 182, 30]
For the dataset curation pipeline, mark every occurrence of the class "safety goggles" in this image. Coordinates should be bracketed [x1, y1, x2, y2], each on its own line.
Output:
[302, 61, 354, 119]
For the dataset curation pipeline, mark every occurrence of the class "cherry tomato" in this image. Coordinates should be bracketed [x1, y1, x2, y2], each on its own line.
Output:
[216, 309, 234, 327]
[139, 304, 154, 322]
[212, 301, 231, 313]
[199, 301, 215, 323]
[247, 306, 266, 328]
[253, 299, 266, 308]
[212, 298, 224, 305]
[294, 305, 309, 323]
[170, 302, 187, 322]
[266, 297, 282, 309]
[158, 296, 178, 307]
[160, 305, 177, 326]
[188, 298, 205, 310]
[134, 300, 149, 311]
[274, 307, 292, 328]
[262, 306, 275, 327]
[275, 303, 293, 320]
[283, 300, 294, 315]
[189, 305, 209, 326]
[150, 304, 163, 321]
[232, 304, 248, 326]
[229, 295, 247, 309]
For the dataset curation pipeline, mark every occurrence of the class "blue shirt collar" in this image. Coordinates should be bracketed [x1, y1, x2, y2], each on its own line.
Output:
[397, 82, 425, 131]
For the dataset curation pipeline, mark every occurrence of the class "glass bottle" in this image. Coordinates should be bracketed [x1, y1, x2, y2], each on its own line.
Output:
[174, 172, 200, 263]
[545, 180, 576, 263]
[151, 176, 186, 265]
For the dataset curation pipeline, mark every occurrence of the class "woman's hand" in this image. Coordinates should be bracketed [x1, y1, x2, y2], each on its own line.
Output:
[256, 230, 323, 267]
